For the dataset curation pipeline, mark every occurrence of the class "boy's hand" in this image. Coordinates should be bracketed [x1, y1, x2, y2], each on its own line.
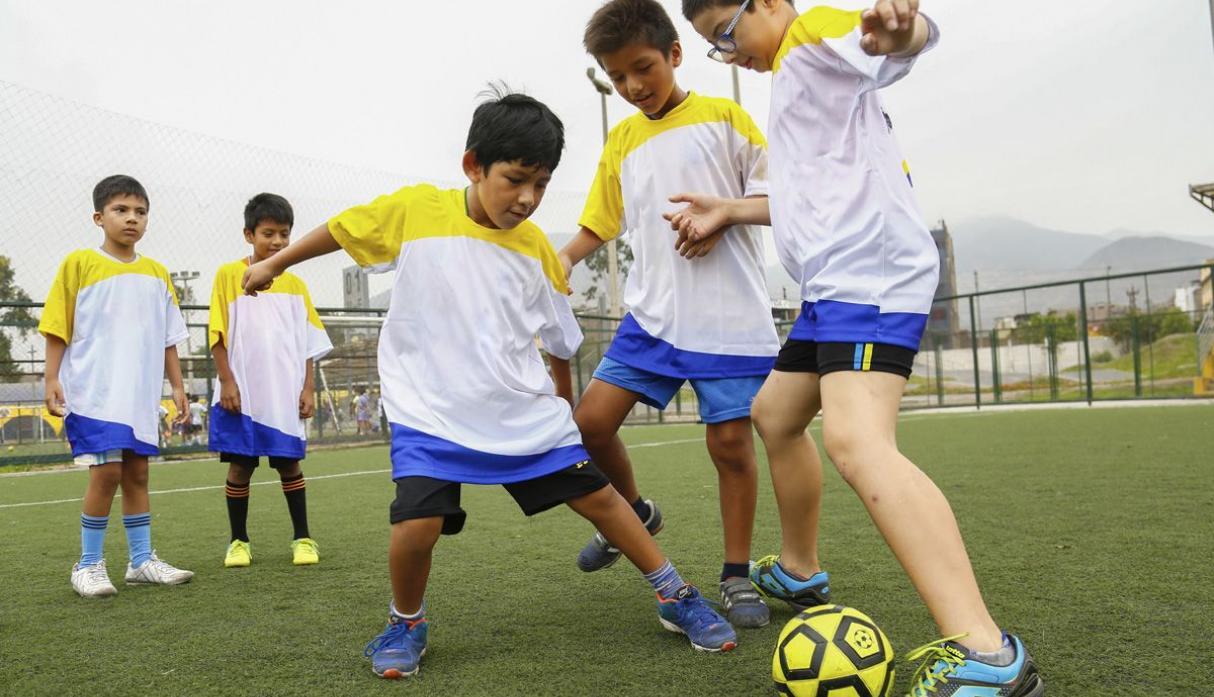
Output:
[242, 260, 278, 296]
[172, 388, 189, 426]
[299, 390, 316, 419]
[219, 376, 241, 414]
[557, 252, 575, 296]
[44, 379, 66, 417]
[861, 0, 921, 56]
[675, 227, 725, 259]
[664, 193, 730, 244]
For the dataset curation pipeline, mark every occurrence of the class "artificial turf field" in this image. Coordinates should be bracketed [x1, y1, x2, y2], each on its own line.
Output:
[2, 405, 1212, 696]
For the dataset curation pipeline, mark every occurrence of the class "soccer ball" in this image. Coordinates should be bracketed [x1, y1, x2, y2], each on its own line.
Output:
[773, 605, 895, 697]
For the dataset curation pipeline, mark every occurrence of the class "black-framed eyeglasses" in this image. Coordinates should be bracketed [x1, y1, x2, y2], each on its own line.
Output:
[707, 0, 752, 63]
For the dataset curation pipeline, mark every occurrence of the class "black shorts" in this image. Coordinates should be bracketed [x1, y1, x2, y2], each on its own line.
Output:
[221, 453, 300, 470]
[389, 460, 610, 535]
[773, 340, 917, 379]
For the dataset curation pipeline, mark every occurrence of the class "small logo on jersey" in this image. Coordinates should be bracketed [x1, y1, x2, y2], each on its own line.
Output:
[882, 110, 894, 132]
[902, 160, 914, 188]
[575, 460, 589, 470]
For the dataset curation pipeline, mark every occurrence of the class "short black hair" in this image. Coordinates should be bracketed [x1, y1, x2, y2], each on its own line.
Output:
[243, 193, 294, 231]
[585, 0, 679, 58]
[92, 174, 148, 212]
[682, 0, 794, 22]
[465, 85, 565, 174]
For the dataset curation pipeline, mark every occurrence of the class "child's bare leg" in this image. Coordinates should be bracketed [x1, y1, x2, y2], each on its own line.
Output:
[82, 462, 123, 517]
[227, 462, 253, 486]
[573, 379, 643, 503]
[119, 453, 150, 515]
[565, 485, 664, 574]
[819, 370, 1002, 652]
[751, 371, 825, 576]
[389, 517, 443, 614]
[704, 418, 757, 569]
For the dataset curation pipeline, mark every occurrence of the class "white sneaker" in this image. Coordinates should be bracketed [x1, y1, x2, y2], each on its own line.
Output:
[125, 552, 194, 586]
[71, 560, 118, 598]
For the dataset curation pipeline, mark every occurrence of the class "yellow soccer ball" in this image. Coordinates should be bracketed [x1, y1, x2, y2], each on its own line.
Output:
[773, 605, 895, 697]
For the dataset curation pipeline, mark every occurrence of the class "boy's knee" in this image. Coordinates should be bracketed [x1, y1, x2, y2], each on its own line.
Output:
[92, 464, 123, 488]
[706, 427, 753, 471]
[122, 464, 149, 488]
[573, 405, 615, 449]
[752, 394, 803, 442]
[822, 425, 888, 485]
[392, 517, 444, 547]
[567, 484, 617, 518]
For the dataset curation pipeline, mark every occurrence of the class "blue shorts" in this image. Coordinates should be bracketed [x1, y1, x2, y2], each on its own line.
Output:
[592, 357, 766, 424]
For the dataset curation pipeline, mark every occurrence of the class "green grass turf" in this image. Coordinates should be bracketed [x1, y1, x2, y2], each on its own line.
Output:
[2, 407, 1213, 695]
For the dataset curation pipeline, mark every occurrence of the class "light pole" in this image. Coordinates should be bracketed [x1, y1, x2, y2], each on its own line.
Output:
[731, 64, 741, 104]
[586, 67, 622, 319]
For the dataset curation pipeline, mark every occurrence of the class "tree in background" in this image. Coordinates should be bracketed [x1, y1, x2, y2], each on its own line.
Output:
[1010, 311, 1079, 344]
[1102, 307, 1195, 351]
[580, 237, 633, 309]
[0, 256, 35, 380]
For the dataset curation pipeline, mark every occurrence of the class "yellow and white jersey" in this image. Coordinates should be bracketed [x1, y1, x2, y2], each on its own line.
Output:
[328, 184, 588, 484]
[207, 259, 332, 459]
[768, 8, 941, 350]
[580, 92, 778, 378]
[38, 249, 188, 456]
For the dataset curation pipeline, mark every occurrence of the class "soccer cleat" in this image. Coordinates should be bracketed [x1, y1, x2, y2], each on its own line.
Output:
[904, 633, 1045, 697]
[224, 540, 252, 568]
[656, 584, 738, 653]
[125, 552, 194, 586]
[291, 538, 320, 566]
[576, 499, 663, 572]
[364, 616, 429, 679]
[71, 560, 118, 598]
[749, 555, 831, 610]
[720, 576, 770, 628]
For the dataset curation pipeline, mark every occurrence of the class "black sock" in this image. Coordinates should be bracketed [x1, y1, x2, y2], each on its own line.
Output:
[225, 480, 250, 542]
[721, 562, 750, 582]
[281, 473, 310, 539]
[630, 497, 650, 521]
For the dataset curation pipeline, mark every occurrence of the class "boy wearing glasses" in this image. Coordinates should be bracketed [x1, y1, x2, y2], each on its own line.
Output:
[558, 0, 779, 631]
[673, 1, 1045, 695]
[242, 88, 738, 679]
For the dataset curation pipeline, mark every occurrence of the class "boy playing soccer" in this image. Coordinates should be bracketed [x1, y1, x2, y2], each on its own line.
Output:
[675, 1, 1044, 694]
[241, 89, 738, 678]
[41, 174, 195, 598]
[209, 193, 333, 568]
[560, 0, 778, 629]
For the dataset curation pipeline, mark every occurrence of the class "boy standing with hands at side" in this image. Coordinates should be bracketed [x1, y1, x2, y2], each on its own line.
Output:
[42, 174, 195, 598]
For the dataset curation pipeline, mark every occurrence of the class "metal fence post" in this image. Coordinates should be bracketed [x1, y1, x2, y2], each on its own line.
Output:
[934, 339, 945, 406]
[990, 329, 1002, 403]
[1078, 282, 1093, 404]
[968, 296, 982, 409]
[1131, 315, 1142, 398]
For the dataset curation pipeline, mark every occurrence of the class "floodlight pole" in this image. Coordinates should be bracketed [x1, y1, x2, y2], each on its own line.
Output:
[586, 67, 622, 319]
[1209, 0, 1214, 53]
[731, 65, 741, 105]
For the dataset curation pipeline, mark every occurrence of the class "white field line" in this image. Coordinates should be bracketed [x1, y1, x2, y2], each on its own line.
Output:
[0, 437, 705, 510]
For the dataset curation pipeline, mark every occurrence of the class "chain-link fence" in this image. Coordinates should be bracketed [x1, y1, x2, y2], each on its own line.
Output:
[909, 263, 1214, 408]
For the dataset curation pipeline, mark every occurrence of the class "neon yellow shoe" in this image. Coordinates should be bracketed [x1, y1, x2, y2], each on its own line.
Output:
[291, 538, 320, 566]
[224, 540, 252, 568]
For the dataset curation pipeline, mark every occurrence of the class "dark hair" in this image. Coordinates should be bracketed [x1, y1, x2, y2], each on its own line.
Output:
[585, 0, 679, 58]
[681, 0, 794, 22]
[243, 192, 294, 231]
[92, 174, 148, 212]
[465, 84, 565, 174]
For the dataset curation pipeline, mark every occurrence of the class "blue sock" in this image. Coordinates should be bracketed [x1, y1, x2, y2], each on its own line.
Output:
[721, 562, 750, 582]
[643, 560, 686, 599]
[79, 514, 108, 566]
[123, 513, 152, 568]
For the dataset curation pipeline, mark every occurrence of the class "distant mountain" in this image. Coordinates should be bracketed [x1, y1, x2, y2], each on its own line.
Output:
[950, 216, 1107, 274]
[1079, 236, 1214, 271]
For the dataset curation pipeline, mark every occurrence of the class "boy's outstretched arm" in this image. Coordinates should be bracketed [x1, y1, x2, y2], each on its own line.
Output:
[664, 194, 771, 244]
[557, 227, 606, 283]
[860, 0, 930, 57]
[243, 223, 342, 295]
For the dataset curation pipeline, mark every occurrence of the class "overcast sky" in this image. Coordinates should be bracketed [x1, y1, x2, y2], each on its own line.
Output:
[3, 0, 1214, 308]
